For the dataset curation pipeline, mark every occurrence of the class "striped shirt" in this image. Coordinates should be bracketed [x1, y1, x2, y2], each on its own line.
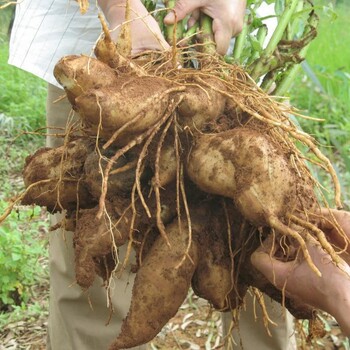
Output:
[9, 0, 101, 87]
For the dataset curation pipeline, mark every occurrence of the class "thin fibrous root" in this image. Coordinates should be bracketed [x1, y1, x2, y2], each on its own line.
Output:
[252, 287, 278, 336]
[222, 199, 237, 301]
[268, 215, 322, 277]
[0, 179, 51, 224]
[135, 96, 183, 221]
[175, 163, 194, 269]
[97, 97, 180, 220]
[309, 210, 349, 255]
[190, 74, 341, 209]
[102, 86, 185, 149]
[154, 113, 176, 238]
[122, 183, 139, 271]
[289, 129, 342, 209]
[110, 159, 137, 176]
[288, 214, 342, 266]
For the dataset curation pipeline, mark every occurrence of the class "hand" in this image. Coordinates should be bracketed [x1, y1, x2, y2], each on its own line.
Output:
[251, 235, 350, 336]
[98, 0, 169, 54]
[164, 0, 247, 55]
[319, 208, 350, 261]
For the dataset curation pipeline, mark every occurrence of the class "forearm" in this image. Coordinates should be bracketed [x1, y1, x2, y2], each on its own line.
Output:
[325, 279, 350, 336]
[97, 0, 146, 28]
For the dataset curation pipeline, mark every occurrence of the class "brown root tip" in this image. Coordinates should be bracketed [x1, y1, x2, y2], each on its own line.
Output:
[98, 13, 112, 43]
[108, 335, 143, 350]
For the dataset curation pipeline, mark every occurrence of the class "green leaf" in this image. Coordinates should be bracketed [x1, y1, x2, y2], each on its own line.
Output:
[250, 36, 263, 53]
[11, 253, 22, 261]
[274, 0, 285, 15]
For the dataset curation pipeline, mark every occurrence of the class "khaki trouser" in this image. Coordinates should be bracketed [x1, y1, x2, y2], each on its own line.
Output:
[45, 84, 296, 350]
[46, 84, 146, 350]
[223, 293, 297, 350]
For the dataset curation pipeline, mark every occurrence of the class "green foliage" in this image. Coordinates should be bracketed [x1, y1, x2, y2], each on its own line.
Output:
[0, 11, 47, 318]
[0, 44, 46, 133]
[289, 1, 350, 207]
[0, 203, 48, 309]
[0, 5, 13, 41]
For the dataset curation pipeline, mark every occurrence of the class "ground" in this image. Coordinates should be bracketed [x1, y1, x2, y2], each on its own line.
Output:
[0, 270, 348, 350]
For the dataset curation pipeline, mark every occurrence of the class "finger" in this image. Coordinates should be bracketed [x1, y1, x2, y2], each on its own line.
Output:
[211, 18, 233, 55]
[164, 0, 201, 24]
[319, 208, 350, 253]
[251, 251, 295, 290]
[188, 9, 200, 28]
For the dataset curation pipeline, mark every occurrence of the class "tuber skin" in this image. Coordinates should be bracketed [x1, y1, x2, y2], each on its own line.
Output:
[84, 147, 149, 200]
[75, 76, 184, 145]
[187, 128, 316, 226]
[109, 212, 205, 350]
[186, 128, 332, 277]
[189, 200, 247, 311]
[192, 217, 247, 311]
[53, 55, 119, 105]
[178, 77, 227, 130]
[22, 140, 93, 212]
[74, 186, 178, 289]
[73, 199, 133, 289]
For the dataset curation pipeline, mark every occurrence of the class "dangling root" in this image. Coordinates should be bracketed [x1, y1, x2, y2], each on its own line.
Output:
[0, 179, 52, 224]
[267, 215, 321, 277]
[97, 97, 181, 220]
[153, 114, 176, 242]
[252, 287, 278, 336]
[179, 69, 341, 209]
[288, 214, 342, 266]
[175, 164, 194, 268]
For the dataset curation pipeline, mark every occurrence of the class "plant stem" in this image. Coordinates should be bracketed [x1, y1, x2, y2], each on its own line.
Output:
[199, 13, 216, 54]
[274, 9, 318, 96]
[250, 0, 300, 80]
[232, 14, 249, 63]
[247, 24, 268, 66]
[163, 0, 184, 45]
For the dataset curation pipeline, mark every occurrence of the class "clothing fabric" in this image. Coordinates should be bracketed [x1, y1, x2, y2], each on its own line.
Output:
[46, 84, 146, 350]
[9, 0, 100, 87]
[223, 292, 297, 350]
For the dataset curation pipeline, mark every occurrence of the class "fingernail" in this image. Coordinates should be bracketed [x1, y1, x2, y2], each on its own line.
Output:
[164, 12, 175, 24]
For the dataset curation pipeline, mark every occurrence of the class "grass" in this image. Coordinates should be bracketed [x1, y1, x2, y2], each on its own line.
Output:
[0, 44, 47, 132]
[289, 1, 350, 208]
[0, 7, 48, 325]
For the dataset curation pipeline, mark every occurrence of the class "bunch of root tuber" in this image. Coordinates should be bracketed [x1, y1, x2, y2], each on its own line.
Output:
[14, 17, 349, 350]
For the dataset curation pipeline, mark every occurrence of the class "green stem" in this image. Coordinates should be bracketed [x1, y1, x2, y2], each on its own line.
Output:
[163, 0, 184, 44]
[184, 22, 199, 39]
[232, 14, 249, 63]
[250, 0, 300, 80]
[274, 9, 318, 96]
[199, 13, 216, 54]
[247, 24, 268, 65]
[273, 42, 308, 96]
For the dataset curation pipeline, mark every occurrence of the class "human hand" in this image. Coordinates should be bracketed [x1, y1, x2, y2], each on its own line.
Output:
[251, 235, 350, 336]
[98, 0, 169, 54]
[164, 0, 247, 55]
[319, 208, 350, 261]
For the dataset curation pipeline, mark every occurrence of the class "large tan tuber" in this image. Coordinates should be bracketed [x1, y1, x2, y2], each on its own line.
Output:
[22, 140, 93, 212]
[75, 76, 184, 145]
[109, 214, 202, 350]
[53, 55, 119, 105]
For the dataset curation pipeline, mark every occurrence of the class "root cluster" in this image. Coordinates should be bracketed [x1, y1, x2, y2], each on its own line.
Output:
[8, 24, 349, 350]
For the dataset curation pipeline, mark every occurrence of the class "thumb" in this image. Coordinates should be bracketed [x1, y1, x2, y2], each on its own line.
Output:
[251, 250, 295, 290]
[164, 0, 201, 24]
